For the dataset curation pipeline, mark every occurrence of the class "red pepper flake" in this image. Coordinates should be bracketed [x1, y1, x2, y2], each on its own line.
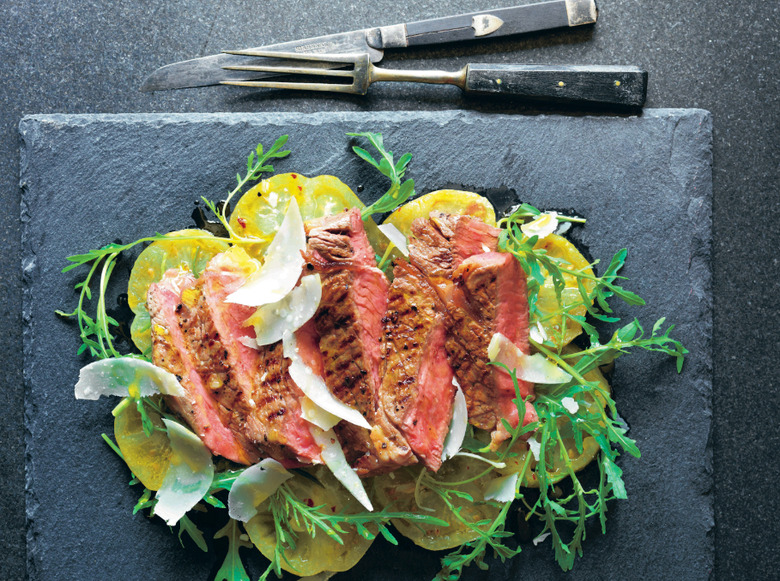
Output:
[331, 506, 337, 513]
[237, 217, 247, 228]
[298, 185, 303, 192]
[305, 498, 314, 507]
[291, 173, 298, 179]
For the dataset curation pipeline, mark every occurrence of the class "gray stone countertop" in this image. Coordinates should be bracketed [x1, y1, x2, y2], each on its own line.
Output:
[1, 1, 778, 579]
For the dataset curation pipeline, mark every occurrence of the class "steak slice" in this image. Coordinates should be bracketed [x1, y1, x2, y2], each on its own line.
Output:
[306, 209, 415, 475]
[198, 248, 322, 466]
[408, 212, 535, 449]
[451, 252, 536, 448]
[148, 269, 258, 465]
[380, 260, 455, 471]
[409, 211, 500, 280]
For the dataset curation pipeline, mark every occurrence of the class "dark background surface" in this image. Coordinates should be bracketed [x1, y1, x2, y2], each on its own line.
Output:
[1, 0, 777, 579]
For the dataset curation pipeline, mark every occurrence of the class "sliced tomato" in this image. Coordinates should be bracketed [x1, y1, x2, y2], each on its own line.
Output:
[114, 398, 172, 491]
[127, 230, 229, 356]
[244, 466, 375, 576]
[228, 173, 385, 257]
[532, 233, 596, 348]
[373, 456, 500, 551]
[383, 189, 496, 239]
[497, 347, 610, 487]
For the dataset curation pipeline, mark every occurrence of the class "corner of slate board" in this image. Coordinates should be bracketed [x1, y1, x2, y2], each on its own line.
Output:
[21, 110, 712, 581]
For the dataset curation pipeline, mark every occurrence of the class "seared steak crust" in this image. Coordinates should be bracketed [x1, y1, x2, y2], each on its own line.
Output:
[149, 269, 259, 465]
[306, 209, 415, 475]
[408, 213, 535, 448]
[198, 249, 322, 466]
[380, 261, 455, 471]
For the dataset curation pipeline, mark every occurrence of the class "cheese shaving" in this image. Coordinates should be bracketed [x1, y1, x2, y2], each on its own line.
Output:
[225, 197, 306, 306]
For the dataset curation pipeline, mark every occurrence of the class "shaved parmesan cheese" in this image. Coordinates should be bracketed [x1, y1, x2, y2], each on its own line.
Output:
[238, 336, 259, 350]
[75, 358, 186, 401]
[246, 274, 322, 346]
[521, 212, 558, 240]
[488, 333, 572, 384]
[154, 419, 214, 526]
[555, 221, 572, 236]
[310, 425, 373, 511]
[377, 223, 409, 257]
[484, 473, 518, 503]
[283, 330, 371, 430]
[300, 396, 341, 431]
[529, 321, 549, 344]
[226, 197, 306, 306]
[562, 396, 579, 414]
[533, 531, 551, 546]
[527, 435, 541, 461]
[228, 459, 293, 522]
[441, 379, 467, 462]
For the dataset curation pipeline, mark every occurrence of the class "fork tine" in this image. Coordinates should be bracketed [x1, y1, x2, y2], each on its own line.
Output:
[220, 79, 361, 94]
[223, 64, 354, 78]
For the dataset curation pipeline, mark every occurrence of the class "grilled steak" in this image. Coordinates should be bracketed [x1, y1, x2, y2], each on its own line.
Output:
[149, 249, 322, 467]
[380, 260, 455, 471]
[409, 213, 535, 449]
[306, 209, 415, 475]
[148, 269, 258, 465]
[197, 248, 322, 466]
[451, 252, 536, 448]
[409, 211, 500, 280]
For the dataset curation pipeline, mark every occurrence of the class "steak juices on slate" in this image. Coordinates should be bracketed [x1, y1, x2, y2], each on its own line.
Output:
[148, 207, 534, 475]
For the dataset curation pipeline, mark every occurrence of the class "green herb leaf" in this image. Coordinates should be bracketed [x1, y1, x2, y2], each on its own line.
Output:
[214, 519, 252, 581]
[348, 132, 416, 218]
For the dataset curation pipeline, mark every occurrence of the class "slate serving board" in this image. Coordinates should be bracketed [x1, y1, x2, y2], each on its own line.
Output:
[21, 110, 712, 581]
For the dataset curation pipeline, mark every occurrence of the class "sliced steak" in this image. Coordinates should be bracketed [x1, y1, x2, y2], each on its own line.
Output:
[452, 252, 535, 448]
[198, 248, 322, 466]
[148, 269, 258, 465]
[408, 212, 535, 449]
[306, 209, 415, 475]
[409, 211, 500, 280]
[380, 260, 455, 471]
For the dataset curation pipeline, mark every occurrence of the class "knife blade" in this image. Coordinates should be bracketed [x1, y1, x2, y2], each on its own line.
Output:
[141, 0, 598, 92]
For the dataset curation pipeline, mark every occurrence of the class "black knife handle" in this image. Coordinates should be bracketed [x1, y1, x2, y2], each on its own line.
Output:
[396, 0, 597, 48]
[464, 64, 647, 106]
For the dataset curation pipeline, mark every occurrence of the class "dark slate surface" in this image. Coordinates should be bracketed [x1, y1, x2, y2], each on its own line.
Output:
[21, 109, 712, 580]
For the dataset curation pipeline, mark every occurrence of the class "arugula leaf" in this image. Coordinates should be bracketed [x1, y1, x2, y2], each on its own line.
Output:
[179, 514, 209, 552]
[214, 520, 253, 581]
[347, 132, 416, 218]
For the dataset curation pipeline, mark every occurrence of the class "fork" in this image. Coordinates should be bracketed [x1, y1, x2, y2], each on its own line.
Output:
[221, 50, 647, 106]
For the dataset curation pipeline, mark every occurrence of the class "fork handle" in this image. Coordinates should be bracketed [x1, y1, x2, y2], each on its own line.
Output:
[464, 64, 647, 106]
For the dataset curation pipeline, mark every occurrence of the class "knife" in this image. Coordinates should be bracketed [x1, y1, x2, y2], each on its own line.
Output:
[141, 0, 598, 92]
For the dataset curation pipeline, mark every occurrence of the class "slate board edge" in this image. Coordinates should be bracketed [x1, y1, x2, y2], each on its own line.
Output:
[19, 109, 714, 580]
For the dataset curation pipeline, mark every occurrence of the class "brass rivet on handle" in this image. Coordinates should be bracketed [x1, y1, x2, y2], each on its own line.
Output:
[558, 81, 566, 87]
[614, 80, 622, 87]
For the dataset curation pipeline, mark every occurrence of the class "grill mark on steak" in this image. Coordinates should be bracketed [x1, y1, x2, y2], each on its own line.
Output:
[409, 211, 499, 280]
[408, 213, 535, 449]
[380, 261, 455, 471]
[453, 252, 535, 448]
[306, 209, 415, 475]
[199, 248, 322, 466]
[148, 269, 259, 465]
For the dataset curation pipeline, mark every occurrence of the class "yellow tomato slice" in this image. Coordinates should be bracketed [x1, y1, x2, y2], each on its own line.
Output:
[127, 230, 229, 356]
[383, 189, 497, 238]
[373, 456, 500, 551]
[244, 466, 375, 577]
[229, 173, 385, 257]
[114, 398, 172, 491]
[532, 233, 595, 348]
[497, 348, 610, 487]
